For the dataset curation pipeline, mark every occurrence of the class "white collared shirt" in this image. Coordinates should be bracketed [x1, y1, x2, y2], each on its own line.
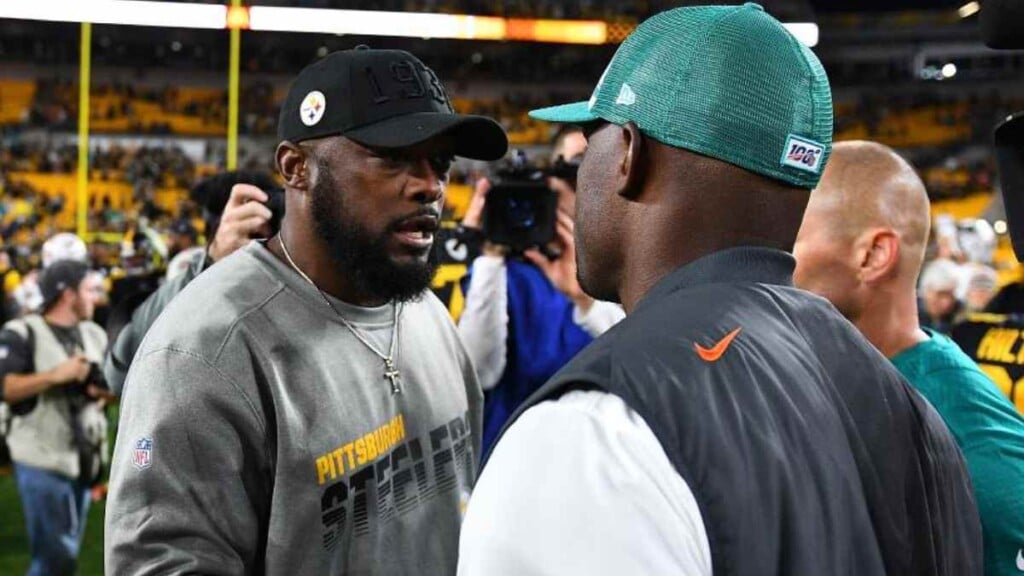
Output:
[458, 389, 712, 576]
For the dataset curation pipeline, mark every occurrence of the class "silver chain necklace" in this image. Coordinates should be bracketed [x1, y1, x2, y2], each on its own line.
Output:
[278, 234, 403, 395]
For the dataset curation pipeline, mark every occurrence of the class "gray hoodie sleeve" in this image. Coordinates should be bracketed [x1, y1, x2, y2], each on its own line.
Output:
[104, 252, 207, 397]
[105, 346, 271, 575]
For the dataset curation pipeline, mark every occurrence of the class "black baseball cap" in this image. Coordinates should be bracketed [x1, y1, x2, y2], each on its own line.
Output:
[170, 218, 197, 238]
[40, 259, 90, 311]
[278, 46, 508, 161]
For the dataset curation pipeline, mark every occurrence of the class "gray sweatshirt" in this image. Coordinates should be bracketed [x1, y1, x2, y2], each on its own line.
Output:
[106, 241, 483, 575]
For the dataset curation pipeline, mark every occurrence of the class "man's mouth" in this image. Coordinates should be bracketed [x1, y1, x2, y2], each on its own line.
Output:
[392, 214, 439, 250]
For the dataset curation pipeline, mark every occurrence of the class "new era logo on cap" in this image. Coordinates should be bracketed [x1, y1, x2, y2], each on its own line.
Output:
[616, 84, 636, 106]
[781, 135, 826, 174]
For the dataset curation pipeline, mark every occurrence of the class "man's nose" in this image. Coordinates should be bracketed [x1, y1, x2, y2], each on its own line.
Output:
[406, 158, 445, 204]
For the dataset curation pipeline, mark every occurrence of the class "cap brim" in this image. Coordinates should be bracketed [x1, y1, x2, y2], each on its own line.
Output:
[345, 112, 508, 161]
[528, 101, 599, 123]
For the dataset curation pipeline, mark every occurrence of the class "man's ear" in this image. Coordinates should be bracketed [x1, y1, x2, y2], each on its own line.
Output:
[617, 122, 645, 201]
[276, 141, 310, 191]
[859, 228, 901, 284]
[59, 287, 76, 309]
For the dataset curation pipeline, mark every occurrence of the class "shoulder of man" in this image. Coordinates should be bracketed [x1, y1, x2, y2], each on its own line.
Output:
[0, 323, 30, 355]
[79, 320, 107, 344]
[413, 288, 454, 319]
[404, 289, 471, 355]
[913, 336, 1019, 411]
[0, 318, 35, 377]
[136, 244, 284, 360]
[1, 316, 29, 339]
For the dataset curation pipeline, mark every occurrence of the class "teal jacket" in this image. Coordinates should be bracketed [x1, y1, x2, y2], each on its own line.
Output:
[893, 329, 1024, 576]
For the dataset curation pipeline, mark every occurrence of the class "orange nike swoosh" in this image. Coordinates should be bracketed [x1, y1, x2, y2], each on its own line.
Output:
[694, 327, 743, 363]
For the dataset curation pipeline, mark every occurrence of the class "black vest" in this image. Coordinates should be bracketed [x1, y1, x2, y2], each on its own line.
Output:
[494, 248, 982, 576]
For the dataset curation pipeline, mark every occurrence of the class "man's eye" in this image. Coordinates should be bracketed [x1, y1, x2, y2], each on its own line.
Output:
[379, 153, 405, 168]
[581, 121, 603, 140]
[432, 156, 454, 176]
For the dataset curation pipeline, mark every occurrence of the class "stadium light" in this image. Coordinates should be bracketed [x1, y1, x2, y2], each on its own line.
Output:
[246, 7, 508, 41]
[0, 1, 818, 47]
[1, 0, 227, 29]
[958, 1, 981, 18]
[785, 23, 819, 48]
[226, 5, 250, 30]
[245, 7, 608, 44]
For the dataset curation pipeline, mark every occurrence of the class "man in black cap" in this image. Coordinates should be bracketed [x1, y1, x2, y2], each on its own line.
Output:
[166, 217, 199, 260]
[106, 47, 507, 575]
[0, 259, 109, 576]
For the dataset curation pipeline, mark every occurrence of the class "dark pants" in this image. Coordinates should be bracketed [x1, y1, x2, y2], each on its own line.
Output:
[13, 463, 90, 576]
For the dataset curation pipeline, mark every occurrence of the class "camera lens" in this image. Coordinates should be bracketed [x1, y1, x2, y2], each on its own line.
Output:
[507, 198, 536, 229]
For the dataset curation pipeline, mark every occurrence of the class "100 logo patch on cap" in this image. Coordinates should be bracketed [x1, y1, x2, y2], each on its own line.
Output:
[781, 135, 826, 174]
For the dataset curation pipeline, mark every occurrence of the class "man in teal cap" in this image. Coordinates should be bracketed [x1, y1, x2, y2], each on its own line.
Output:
[458, 4, 981, 575]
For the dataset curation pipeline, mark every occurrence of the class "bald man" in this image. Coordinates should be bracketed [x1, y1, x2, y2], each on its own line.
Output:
[795, 140, 1024, 576]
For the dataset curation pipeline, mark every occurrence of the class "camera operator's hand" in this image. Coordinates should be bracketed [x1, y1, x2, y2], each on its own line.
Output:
[208, 184, 273, 263]
[462, 178, 490, 230]
[462, 177, 507, 258]
[524, 210, 595, 314]
[49, 355, 91, 387]
[85, 384, 117, 405]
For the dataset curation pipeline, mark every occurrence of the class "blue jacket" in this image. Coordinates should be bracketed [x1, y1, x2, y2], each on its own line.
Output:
[464, 259, 592, 457]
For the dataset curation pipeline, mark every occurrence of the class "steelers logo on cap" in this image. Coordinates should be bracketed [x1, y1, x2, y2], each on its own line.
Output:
[300, 90, 326, 127]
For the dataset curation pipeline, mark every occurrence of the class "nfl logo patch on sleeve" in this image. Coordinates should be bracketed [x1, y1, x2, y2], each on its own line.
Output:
[781, 135, 826, 174]
[132, 437, 153, 470]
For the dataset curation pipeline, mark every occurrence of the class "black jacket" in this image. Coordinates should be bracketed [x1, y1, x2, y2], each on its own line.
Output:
[499, 247, 982, 576]
[102, 250, 207, 396]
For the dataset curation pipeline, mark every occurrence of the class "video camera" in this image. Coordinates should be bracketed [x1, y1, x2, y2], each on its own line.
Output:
[265, 185, 287, 234]
[8, 361, 109, 417]
[66, 361, 110, 401]
[984, 1, 1024, 259]
[481, 150, 579, 254]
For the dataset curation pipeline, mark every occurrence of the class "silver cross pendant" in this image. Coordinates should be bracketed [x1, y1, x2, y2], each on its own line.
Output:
[383, 358, 402, 395]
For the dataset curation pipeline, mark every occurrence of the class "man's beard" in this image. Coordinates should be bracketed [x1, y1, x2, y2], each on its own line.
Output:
[310, 163, 436, 303]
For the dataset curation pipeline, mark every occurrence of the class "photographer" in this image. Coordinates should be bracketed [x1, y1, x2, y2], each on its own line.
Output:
[103, 171, 280, 396]
[0, 259, 110, 576]
[458, 126, 625, 458]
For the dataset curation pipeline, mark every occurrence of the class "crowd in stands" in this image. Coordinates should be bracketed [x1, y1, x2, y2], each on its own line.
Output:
[0, 176, 196, 270]
[1, 69, 1020, 310]
[835, 91, 1024, 150]
[7, 78, 575, 142]
[2, 77, 1015, 205]
[0, 139, 207, 298]
[2, 141, 195, 188]
[17, 79, 282, 138]
[7, 76, 1023, 153]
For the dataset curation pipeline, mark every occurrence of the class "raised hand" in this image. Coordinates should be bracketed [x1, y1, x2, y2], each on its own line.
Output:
[208, 184, 274, 262]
